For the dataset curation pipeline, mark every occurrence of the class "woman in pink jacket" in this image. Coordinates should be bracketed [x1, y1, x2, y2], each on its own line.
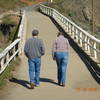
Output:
[52, 32, 69, 87]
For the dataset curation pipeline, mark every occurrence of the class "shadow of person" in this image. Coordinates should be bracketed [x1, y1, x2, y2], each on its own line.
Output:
[9, 78, 31, 89]
[40, 78, 58, 85]
[10, 77, 58, 88]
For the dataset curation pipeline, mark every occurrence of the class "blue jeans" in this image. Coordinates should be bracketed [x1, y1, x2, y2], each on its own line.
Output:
[28, 58, 41, 85]
[55, 52, 69, 84]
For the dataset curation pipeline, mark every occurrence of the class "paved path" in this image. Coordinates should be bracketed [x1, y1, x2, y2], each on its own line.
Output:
[1, 10, 100, 100]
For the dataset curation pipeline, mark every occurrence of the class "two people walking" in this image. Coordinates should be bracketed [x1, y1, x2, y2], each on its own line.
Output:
[24, 29, 69, 89]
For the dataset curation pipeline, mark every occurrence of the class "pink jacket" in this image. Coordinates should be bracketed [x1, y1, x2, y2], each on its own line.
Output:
[52, 35, 69, 53]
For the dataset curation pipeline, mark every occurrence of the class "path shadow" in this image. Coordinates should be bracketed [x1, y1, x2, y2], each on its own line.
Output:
[40, 78, 58, 85]
[9, 78, 30, 89]
[9, 77, 58, 88]
[39, 10, 100, 84]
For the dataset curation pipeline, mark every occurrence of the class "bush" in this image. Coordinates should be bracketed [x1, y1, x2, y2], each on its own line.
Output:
[1, 15, 20, 41]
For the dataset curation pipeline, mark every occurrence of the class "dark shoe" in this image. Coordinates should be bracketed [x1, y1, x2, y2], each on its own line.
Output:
[30, 83, 34, 89]
[35, 84, 39, 87]
[62, 84, 65, 87]
[58, 82, 61, 86]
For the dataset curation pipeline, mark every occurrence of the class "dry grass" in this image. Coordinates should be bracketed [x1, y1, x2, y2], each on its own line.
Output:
[20, 0, 47, 5]
[0, 0, 27, 10]
[49, 0, 100, 38]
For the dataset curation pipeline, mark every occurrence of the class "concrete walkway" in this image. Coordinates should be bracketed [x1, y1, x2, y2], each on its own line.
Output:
[1, 10, 100, 100]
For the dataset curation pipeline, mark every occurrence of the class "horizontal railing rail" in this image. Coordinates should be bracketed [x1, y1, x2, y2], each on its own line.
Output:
[0, 10, 27, 74]
[40, 4, 100, 62]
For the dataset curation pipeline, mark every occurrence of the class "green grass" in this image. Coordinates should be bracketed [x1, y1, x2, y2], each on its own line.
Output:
[0, 57, 21, 88]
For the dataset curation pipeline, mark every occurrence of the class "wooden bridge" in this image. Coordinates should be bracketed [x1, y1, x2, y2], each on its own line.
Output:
[0, 4, 100, 100]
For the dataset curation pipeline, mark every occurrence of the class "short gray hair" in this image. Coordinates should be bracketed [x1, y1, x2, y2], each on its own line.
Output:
[32, 29, 39, 35]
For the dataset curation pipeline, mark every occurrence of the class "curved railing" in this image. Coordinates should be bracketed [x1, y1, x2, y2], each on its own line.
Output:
[0, 11, 27, 74]
[40, 4, 100, 62]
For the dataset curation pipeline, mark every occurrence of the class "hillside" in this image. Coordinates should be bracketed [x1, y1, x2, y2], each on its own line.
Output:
[0, 0, 27, 11]
[48, 0, 100, 39]
[0, 15, 21, 52]
[0, 0, 46, 13]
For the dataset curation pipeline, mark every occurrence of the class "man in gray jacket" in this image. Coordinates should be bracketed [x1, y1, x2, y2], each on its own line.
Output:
[24, 29, 45, 89]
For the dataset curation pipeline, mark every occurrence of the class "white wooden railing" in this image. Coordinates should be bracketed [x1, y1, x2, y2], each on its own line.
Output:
[0, 11, 27, 74]
[40, 4, 100, 61]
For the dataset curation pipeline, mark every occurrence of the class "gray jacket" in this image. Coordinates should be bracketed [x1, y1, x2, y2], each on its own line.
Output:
[24, 37, 45, 59]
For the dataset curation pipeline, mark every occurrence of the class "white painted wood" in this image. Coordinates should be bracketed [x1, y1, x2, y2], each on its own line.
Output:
[72, 26, 75, 38]
[85, 36, 88, 51]
[87, 38, 91, 54]
[75, 28, 78, 42]
[40, 4, 100, 61]
[0, 11, 27, 74]
[68, 23, 72, 35]
[94, 42, 97, 59]
[80, 32, 83, 47]
[50, 0, 53, 3]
